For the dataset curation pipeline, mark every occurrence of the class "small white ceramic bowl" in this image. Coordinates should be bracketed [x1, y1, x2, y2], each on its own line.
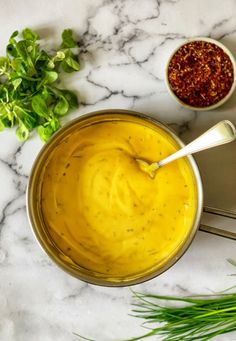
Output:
[165, 37, 236, 111]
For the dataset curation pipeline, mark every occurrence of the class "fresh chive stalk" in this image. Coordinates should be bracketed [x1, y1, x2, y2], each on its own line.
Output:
[127, 291, 236, 341]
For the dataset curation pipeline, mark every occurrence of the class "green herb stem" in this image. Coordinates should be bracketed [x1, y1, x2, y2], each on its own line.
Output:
[125, 292, 236, 341]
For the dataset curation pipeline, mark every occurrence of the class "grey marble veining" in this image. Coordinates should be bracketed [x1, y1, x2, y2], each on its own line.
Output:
[1, 0, 236, 340]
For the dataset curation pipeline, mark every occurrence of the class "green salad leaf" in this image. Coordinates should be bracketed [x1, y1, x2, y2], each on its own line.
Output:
[0, 27, 79, 141]
[61, 28, 77, 48]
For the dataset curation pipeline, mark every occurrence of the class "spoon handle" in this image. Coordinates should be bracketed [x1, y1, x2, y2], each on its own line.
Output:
[159, 120, 236, 167]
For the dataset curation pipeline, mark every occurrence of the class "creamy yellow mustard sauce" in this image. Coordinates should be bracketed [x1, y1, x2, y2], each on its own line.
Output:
[41, 119, 197, 279]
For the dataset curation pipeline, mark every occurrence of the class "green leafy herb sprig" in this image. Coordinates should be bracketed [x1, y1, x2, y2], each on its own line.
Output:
[0, 28, 79, 142]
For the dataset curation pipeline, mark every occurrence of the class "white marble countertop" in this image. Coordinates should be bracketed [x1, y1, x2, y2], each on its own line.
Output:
[1, 0, 236, 340]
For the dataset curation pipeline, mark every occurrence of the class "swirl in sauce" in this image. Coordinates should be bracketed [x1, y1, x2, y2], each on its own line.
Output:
[40, 120, 197, 279]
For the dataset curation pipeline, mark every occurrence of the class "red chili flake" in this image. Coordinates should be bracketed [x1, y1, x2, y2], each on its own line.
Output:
[168, 41, 234, 107]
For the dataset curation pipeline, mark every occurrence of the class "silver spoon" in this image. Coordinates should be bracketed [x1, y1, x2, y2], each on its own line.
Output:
[137, 120, 236, 178]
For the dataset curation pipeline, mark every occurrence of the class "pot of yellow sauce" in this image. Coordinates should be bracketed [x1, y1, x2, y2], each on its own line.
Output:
[27, 110, 203, 286]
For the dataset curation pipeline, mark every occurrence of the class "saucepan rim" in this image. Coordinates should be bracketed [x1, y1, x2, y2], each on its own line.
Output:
[27, 109, 203, 287]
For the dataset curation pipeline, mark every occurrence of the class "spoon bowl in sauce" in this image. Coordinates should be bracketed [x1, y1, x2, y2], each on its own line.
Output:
[137, 120, 236, 178]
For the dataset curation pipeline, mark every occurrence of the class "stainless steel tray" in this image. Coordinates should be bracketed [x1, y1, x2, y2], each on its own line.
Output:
[201, 206, 236, 240]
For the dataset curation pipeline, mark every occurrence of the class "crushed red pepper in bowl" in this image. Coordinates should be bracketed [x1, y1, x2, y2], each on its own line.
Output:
[167, 39, 236, 109]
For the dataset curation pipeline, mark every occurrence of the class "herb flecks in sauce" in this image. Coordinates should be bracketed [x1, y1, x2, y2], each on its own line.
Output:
[40, 120, 197, 280]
